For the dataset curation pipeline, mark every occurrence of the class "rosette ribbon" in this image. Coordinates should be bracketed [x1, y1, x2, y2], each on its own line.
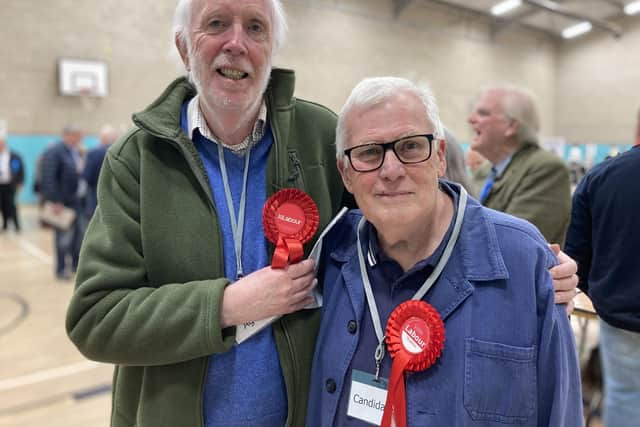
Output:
[262, 189, 319, 269]
[381, 300, 445, 427]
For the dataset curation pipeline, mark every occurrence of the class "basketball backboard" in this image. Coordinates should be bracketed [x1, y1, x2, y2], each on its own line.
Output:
[57, 58, 109, 97]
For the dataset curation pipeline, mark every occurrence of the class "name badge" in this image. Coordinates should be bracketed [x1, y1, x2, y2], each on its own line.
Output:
[347, 369, 388, 425]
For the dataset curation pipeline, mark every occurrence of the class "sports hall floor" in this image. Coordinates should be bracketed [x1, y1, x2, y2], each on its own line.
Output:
[0, 206, 602, 427]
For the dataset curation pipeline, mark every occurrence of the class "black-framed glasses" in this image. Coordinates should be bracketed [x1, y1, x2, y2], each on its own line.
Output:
[343, 134, 434, 172]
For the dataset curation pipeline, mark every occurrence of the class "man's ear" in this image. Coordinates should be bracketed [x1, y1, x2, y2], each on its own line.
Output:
[505, 118, 520, 139]
[175, 34, 190, 72]
[337, 158, 353, 194]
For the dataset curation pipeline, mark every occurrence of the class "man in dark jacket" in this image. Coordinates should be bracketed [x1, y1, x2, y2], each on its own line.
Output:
[40, 124, 85, 279]
[0, 122, 25, 232]
[565, 143, 640, 427]
[83, 125, 118, 218]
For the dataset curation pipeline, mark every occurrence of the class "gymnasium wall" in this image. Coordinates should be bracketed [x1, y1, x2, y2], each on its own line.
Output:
[1, 0, 638, 203]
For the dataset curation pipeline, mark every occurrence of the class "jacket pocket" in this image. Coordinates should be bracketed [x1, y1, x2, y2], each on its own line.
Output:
[464, 337, 536, 424]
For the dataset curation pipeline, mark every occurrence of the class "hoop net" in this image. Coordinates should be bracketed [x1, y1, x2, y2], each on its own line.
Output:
[78, 87, 98, 111]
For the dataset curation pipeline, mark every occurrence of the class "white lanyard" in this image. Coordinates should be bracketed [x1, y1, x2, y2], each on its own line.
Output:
[217, 142, 252, 279]
[356, 187, 468, 380]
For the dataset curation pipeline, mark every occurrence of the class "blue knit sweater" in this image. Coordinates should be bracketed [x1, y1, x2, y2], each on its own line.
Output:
[182, 105, 287, 426]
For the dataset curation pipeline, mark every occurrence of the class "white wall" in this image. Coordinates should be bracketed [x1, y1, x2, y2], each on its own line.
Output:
[1, 0, 638, 145]
[278, 0, 557, 141]
[555, 15, 640, 144]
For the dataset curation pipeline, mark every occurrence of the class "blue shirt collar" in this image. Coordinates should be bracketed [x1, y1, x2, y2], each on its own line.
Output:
[493, 154, 513, 178]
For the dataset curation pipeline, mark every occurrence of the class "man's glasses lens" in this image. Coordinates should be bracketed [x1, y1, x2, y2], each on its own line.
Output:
[346, 134, 433, 172]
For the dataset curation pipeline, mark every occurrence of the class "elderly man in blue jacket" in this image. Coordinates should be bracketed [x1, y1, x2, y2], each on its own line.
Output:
[307, 77, 583, 427]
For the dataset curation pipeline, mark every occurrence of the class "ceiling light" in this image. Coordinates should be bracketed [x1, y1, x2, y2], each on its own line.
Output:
[625, 1, 640, 15]
[562, 21, 592, 39]
[491, 0, 523, 16]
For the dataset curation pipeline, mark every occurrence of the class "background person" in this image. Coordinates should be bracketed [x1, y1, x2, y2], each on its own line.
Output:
[442, 128, 473, 194]
[0, 120, 25, 232]
[468, 85, 571, 246]
[564, 142, 640, 427]
[465, 147, 487, 196]
[40, 124, 86, 280]
[307, 77, 583, 426]
[83, 125, 118, 219]
[465, 146, 486, 173]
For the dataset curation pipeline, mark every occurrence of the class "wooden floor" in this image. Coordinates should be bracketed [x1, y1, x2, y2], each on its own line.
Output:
[0, 206, 111, 427]
[0, 205, 602, 427]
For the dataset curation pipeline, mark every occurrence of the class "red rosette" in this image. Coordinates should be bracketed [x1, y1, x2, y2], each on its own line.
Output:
[262, 189, 319, 268]
[386, 300, 445, 371]
[381, 300, 445, 427]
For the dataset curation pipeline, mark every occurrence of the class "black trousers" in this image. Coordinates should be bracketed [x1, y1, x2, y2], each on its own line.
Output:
[0, 183, 19, 230]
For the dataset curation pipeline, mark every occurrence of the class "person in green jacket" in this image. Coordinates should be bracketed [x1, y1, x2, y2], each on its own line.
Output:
[468, 85, 572, 247]
[65, 0, 343, 426]
[65, 2, 579, 426]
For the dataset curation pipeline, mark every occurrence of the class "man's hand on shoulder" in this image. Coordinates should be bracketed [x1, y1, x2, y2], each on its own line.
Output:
[549, 243, 578, 314]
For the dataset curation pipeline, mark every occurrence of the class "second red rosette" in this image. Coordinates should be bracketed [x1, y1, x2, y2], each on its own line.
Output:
[381, 300, 445, 427]
[262, 188, 319, 268]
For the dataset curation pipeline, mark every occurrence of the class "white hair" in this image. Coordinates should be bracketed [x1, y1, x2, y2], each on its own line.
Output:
[336, 77, 445, 158]
[480, 85, 540, 145]
[172, 0, 288, 61]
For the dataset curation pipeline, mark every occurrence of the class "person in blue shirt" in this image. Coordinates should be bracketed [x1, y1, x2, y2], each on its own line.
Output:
[307, 77, 583, 427]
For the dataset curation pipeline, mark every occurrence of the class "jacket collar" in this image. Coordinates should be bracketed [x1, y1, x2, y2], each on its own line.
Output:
[129, 69, 297, 206]
[329, 184, 509, 319]
[491, 144, 537, 194]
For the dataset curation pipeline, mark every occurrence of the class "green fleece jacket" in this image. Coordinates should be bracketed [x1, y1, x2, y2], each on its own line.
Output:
[66, 69, 343, 427]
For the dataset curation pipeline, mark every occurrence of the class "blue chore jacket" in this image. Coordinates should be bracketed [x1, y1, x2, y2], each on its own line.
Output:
[307, 182, 583, 427]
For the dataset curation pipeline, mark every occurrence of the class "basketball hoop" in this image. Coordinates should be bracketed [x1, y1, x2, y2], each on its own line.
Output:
[79, 87, 98, 111]
[58, 59, 108, 110]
